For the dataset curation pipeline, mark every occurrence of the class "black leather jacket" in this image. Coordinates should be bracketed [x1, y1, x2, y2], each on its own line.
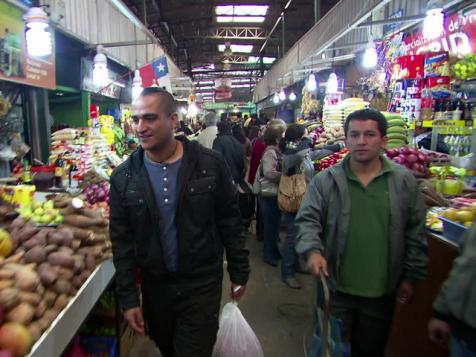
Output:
[212, 133, 246, 183]
[109, 137, 250, 309]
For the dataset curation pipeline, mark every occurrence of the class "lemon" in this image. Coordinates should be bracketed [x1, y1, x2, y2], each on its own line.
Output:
[455, 210, 474, 223]
[443, 208, 458, 221]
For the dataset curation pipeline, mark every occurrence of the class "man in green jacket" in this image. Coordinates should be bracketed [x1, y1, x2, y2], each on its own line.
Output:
[295, 109, 428, 357]
[429, 222, 476, 356]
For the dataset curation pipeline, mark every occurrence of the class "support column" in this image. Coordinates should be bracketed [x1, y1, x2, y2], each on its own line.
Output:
[81, 91, 91, 126]
[314, 0, 321, 23]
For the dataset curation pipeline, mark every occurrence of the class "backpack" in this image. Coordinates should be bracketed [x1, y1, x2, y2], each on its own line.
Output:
[277, 172, 307, 213]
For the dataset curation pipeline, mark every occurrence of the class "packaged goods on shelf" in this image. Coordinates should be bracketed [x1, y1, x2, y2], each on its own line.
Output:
[322, 98, 368, 130]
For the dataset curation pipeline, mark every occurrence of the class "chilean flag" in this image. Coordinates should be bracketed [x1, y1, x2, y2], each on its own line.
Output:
[138, 56, 170, 88]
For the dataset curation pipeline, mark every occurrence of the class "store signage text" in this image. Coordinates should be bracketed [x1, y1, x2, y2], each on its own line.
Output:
[402, 10, 476, 57]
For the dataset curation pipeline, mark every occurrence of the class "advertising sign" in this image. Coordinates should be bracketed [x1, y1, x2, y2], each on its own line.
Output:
[214, 78, 232, 100]
[81, 58, 122, 99]
[0, 0, 56, 89]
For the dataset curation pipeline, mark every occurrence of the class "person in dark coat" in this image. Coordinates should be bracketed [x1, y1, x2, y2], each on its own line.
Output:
[109, 87, 249, 357]
[213, 121, 246, 184]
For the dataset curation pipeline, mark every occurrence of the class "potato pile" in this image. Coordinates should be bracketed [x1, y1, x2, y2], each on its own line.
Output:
[314, 126, 345, 148]
[0, 196, 111, 356]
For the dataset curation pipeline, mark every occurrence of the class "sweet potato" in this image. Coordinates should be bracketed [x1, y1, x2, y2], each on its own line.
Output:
[10, 216, 25, 230]
[35, 300, 47, 318]
[43, 308, 60, 325]
[80, 208, 103, 219]
[6, 302, 35, 324]
[0, 269, 14, 279]
[63, 214, 107, 228]
[15, 267, 40, 291]
[18, 291, 41, 305]
[43, 290, 57, 307]
[4, 251, 25, 264]
[53, 294, 69, 310]
[71, 274, 83, 288]
[16, 224, 40, 242]
[22, 234, 47, 250]
[0, 287, 19, 309]
[53, 266, 74, 281]
[51, 279, 71, 295]
[48, 252, 74, 269]
[37, 283, 45, 296]
[24, 246, 47, 264]
[71, 239, 81, 250]
[61, 225, 93, 242]
[71, 255, 85, 273]
[85, 254, 96, 271]
[27, 322, 43, 340]
[37, 263, 58, 285]
[47, 228, 74, 247]
[58, 246, 74, 255]
[44, 244, 58, 255]
[0, 280, 14, 289]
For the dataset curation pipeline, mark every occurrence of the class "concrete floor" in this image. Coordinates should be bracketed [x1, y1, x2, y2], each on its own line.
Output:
[221, 230, 315, 357]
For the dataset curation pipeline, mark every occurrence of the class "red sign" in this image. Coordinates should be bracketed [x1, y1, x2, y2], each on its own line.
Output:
[401, 10, 476, 57]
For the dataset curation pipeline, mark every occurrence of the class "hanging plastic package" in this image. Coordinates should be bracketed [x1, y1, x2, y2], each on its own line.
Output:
[212, 301, 264, 357]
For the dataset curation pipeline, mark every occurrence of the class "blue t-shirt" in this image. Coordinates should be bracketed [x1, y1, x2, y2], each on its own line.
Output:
[144, 155, 182, 272]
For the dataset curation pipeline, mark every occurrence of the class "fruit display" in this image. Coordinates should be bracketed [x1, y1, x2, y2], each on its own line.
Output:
[385, 146, 430, 176]
[440, 205, 476, 228]
[451, 54, 476, 81]
[382, 112, 408, 149]
[300, 88, 319, 118]
[426, 209, 444, 232]
[418, 179, 449, 207]
[82, 183, 110, 205]
[315, 148, 349, 171]
[314, 126, 345, 148]
[16, 200, 63, 226]
[0, 195, 112, 356]
[322, 98, 368, 130]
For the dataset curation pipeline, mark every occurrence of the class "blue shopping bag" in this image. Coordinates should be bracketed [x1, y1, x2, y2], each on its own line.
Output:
[305, 275, 351, 357]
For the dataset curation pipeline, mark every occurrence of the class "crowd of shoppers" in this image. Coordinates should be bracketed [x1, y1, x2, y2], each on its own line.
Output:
[110, 101, 475, 357]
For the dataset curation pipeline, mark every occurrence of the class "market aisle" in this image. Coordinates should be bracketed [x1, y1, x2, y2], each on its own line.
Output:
[222, 230, 315, 357]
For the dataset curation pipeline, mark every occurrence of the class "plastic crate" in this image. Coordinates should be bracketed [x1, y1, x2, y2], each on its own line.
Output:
[439, 217, 468, 245]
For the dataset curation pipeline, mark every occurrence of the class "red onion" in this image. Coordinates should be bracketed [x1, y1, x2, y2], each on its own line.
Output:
[393, 156, 406, 165]
[386, 148, 399, 158]
[417, 152, 429, 164]
[411, 162, 425, 172]
[399, 146, 411, 155]
[406, 154, 418, 164]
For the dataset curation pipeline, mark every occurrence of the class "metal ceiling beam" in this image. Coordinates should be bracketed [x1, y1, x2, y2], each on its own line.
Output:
[197, 27, 267, 40]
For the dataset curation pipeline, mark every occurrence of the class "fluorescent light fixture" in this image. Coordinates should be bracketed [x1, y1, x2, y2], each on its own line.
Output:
[278, 89, 286, 101]
[273, 92, 280, 104]
[180, 107, 188, 115]
[93, 45, 109, 88]
[217, 16, 266, 23]
[232, 78, 256, 83]
[363, 39, 378, 68]
[424, 0, 444, 40]
[215, 5, 268, 16]
[131, 70, 143, 102]
[289, 91, 297, 101]
[307, 73, 317, 91]
[24, 7, 52, 57]
[196, 86, 214, 90]
[326, 73, 338, 93]
[248, 56, 276, 64]
[193, 81, 214, 85]
[232, 84, 256, 88]
[218, 44, 253, 53]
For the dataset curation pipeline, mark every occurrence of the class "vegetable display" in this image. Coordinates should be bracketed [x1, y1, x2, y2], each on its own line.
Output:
[385, 146, 430, 177]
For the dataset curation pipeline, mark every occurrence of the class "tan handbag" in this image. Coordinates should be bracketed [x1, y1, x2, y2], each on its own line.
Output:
[277, 172, 307, 213]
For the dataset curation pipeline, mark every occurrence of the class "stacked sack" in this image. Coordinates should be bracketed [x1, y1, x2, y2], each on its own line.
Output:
[383, 112, 408, 149]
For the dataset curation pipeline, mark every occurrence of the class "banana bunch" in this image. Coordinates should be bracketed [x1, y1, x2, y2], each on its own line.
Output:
[383, 112, 408, 149]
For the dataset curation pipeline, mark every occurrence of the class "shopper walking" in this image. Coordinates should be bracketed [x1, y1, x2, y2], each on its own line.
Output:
[212, 121, 246, 184]
[428, 222, 476, 357]
[232, 124, 252, 159]
[295, 109, 428, 357]
[109, 87, 250, 357]
[196, 111, 219, 149]
[280, 124, 340, 289]
[256, 124, 286, 266]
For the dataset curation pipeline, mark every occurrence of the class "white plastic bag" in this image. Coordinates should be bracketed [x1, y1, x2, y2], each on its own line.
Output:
[212, 302, 264, 357]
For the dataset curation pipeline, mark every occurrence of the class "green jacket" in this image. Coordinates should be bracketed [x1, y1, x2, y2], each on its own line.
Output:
[433, 223, 476, 331]
[295, 155, 428, 293]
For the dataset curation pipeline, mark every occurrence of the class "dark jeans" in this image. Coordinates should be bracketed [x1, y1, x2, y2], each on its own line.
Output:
[255, 195, 264, 241]
[330, 290, 395, 357]
[141, 273, 222, 357]
[259, 195, 282, 264]
[281, 212, 298, 278]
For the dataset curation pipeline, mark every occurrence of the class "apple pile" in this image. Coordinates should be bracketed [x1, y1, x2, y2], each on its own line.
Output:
[316, 148, 349, 171]
[386, 146, 430, 176]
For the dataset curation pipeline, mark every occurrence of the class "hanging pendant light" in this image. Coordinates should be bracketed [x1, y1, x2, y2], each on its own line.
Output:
[273, 92, 280, 104]
[24, 7, 52, 57]
[131, 70, 143, 102]
[307, 73, 317, 91]
[326, 72, 338, 93]
[424, 0, 445, 40]
[289, 91, 297, 101]
[363, 38, 378, 68]
[93, 45, 109, 88]
[278, 88, 286, 101]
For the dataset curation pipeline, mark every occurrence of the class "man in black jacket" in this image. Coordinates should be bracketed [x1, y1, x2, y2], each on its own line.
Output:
[212, 121, 246, 184]
[109, 87, 250, 357]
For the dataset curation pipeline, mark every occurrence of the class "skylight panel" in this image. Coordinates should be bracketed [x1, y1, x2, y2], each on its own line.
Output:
[216, 16, 265, 23]
[218, 44, 254, 53]
[215, 5, 268, 16]
[248, 56, 276, 64]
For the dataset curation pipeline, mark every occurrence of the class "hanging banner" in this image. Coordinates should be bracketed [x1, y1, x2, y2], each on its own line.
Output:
[400, 10, 476, 57]
[138, 55, 172, 92]
[0, 0, 56, 89]
[214, 78, 232, 100]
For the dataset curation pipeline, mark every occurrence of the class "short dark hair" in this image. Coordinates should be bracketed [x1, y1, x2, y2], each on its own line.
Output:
[263, 124, 285, 146]
[139, 87, 177, 116]
[279, 124, 306, 151]
[344, 109, 387, 136]
[217, 121, 232, 134]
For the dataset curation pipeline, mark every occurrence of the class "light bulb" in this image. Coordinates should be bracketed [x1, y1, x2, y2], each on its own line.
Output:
[307, 74, 317, 91]
[423, 7, 444, 40]
[24, 7, 52, 57]
[289, 91, 297, 101]
[273, 92, 280, 104]
[93, 45, 109, 87]
[188, 103, 199, 118]
[278, 89, 286, 101]
[326, 73, 338, 93]
[180, 107, 188, 115]
[363, 42, 378, 68]
[131, 70, 143, 102]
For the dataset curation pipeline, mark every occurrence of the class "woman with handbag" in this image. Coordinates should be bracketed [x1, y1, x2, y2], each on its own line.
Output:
[255, 124, 286, 267]
[280, 124, 341, 289]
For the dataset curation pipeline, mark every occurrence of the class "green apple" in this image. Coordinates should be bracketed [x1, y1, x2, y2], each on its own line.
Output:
[44, 208, 58, 217]
[40, 214, 53, 225]
[33, 208, 44, 216]
[31, 215, 42, 224]
[32, 201, 42, 210]
[53, 215, 64, 225]
[43, 200, 55, 210]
